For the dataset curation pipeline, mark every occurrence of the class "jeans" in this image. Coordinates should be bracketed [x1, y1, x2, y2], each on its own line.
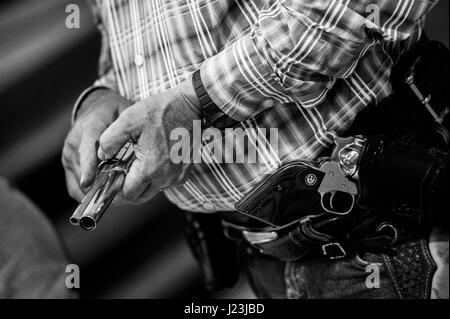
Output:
[244, 229, 448, 299]
[0, 177, 76, 299]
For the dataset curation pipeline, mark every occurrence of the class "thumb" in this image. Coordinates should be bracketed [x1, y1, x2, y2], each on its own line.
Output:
[99, 107, 141, 160]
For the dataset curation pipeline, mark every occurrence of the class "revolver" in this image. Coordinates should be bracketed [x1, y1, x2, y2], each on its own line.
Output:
[235, 136, 361, 227]
[70, 141, 135, 231]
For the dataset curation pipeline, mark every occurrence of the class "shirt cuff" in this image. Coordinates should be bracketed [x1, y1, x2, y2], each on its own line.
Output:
[200, 30, 293, 122]
[71, 85, 110, 125]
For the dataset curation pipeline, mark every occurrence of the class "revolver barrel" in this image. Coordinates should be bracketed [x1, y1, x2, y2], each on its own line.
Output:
[70, 141, 135, 231]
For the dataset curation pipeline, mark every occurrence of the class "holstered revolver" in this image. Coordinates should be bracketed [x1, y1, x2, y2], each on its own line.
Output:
[234, 158, 358, 228]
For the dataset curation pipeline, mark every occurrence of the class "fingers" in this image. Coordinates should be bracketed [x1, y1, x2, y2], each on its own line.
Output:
[121, 159, 153, 202]
[99, 107, 142, 160]
[78, 133, 99, 188]
[64, 169, 84, 202]
[109, 157, 161, 206]
[62, 128, 100, 200]
[62, 140, 82, 181]
[62, 142, 84, 202]
[131, 183, 160, 205]
[111, 182, 157, 206]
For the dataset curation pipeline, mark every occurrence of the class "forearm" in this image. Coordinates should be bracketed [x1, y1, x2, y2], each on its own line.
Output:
[72, 0, 122, 123]
[200, 0, 439, 122]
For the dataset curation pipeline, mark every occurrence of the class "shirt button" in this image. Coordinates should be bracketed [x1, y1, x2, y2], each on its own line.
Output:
[261, 98, 275, 108]
[202, 202, 214, 211]
[134, 53, 144, 67]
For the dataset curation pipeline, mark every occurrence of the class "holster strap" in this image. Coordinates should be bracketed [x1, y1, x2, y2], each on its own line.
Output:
[223, 216, 396, 262]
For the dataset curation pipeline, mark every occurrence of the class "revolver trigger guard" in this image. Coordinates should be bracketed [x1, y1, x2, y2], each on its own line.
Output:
[320, 192, 355, 216]
[330, 191, 336, 210]
[320, 192, 332, 214]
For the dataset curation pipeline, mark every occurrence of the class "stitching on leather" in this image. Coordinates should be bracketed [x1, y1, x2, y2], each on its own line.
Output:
[420, 239, 437, 299]
[383, 253, 402, 298]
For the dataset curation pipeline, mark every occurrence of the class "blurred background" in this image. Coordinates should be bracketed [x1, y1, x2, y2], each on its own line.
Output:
[0, 0, 448, 299]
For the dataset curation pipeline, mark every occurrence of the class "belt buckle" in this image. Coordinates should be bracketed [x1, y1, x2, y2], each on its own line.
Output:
[322, 242, 346, 260]
[242, 230, 278, 245]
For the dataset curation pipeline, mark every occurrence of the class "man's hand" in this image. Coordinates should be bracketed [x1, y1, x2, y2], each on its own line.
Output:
[98, 76, 201, 205]
[62, 89, 132, 202]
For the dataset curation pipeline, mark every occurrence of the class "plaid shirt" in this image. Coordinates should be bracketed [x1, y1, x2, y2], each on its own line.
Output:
[82, 0, 437, 212]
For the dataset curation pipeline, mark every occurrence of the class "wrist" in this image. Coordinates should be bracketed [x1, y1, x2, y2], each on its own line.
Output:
[180, 73, 202, 117]
[72, 86, 112, 124]
[191, 70, 239, 129]
[79, 88, 112, 113]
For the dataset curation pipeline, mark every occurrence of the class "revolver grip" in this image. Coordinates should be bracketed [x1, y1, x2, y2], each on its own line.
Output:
[235, 161, 325, 227]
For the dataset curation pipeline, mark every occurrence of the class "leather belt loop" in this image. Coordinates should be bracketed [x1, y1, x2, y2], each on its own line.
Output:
[322, 242, 347, 260]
